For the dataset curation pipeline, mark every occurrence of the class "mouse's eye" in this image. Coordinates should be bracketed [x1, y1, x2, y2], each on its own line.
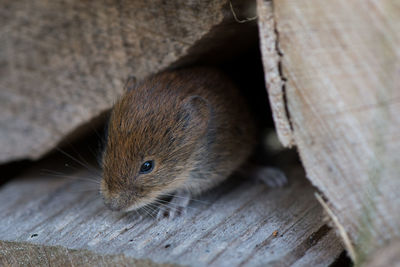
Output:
[139, 160, 154, 174]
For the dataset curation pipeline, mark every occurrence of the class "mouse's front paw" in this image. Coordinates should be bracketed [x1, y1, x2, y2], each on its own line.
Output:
[252, 167, 288, 187]
[156, 191, 191, 220]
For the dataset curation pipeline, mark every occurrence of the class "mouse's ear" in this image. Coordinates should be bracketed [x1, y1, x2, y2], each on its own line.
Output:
[124, 76, 137, 92]
[179, 95, 211, 136]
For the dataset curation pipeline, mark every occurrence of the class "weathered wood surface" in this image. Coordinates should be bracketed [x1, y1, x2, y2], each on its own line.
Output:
[258, 0, 400, 264]
[0, 0, 257, 164]
[0, 162, 343, 266]
[364, 239, 400, 267]
[0, 240, 176, 267]
[256, 0, 293, 148]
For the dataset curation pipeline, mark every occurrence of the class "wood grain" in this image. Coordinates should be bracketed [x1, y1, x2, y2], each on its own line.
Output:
[0, 0, 257, 163]
[257, 0, 294, 147]
[257, 0, 400, 263]
[0, 240, 177, 267]
[0, 163, 342, 266]
[364, 239, 400, 267]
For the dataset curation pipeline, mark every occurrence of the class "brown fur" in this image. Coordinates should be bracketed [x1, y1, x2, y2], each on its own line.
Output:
[101, 67, 257, 211]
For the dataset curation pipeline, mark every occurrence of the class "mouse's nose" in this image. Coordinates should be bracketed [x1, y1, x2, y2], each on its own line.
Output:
[101, 189, 130, 212]
[100, 179, 129, 211]
[103, 198, 125, 211]
[102, 191, 133, 211]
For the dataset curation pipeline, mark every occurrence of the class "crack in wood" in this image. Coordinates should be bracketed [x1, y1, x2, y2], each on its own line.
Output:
[272, 11, 293, 132]
[271, 224, 333, 266]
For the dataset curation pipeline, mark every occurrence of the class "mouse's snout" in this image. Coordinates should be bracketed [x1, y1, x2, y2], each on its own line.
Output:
[100, 179, 131, 211]
[103, 196, 126, 211]
[102, 190, 139, 212]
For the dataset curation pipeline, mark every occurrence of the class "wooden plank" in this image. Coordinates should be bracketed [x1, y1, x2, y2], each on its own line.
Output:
[0, 240, 176, 267]
[364, 239, 400, 267]
[257, 0, 294, 147]
[257, 0, 400, 264]
[0, 0, 257, 163]
[0, 162, 342, 266]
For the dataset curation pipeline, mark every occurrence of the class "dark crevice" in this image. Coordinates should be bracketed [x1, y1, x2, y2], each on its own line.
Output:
[309, 224, 332, 245]
[330, 250, 353, 267]
[0, 160, 32, 187]
[272, 224, 333, 266]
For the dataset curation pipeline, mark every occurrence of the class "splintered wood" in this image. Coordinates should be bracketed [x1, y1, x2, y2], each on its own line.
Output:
[0, 165, 342, 266]
[257, 0, 400, 263]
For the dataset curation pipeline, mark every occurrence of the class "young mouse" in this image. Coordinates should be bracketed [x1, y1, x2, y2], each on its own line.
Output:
[100, 67, 286, 218]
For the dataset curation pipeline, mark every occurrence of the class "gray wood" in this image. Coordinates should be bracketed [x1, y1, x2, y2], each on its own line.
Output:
[0, 240, 177, 267]
[257, 0, 400, 263]
[0, 163, 343, 266]
[256, 0, 293, 148]
[364, 239, 400, 267]
[0, 0, 257, 163]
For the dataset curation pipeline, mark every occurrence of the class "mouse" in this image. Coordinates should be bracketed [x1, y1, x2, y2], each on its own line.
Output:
[100, 67, 287, 218]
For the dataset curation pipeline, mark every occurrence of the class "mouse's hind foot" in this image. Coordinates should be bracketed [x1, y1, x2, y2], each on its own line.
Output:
[156, 191, 191, 220]
[240, 165, 288, 187]
[252, 166, 288, 187]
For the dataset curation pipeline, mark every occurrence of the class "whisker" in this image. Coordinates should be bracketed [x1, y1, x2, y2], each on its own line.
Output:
[42, 169, 99, 180]
[68, 184, 101, 191]
[146, 204, 158, 215]
[159, 193, 210, 205]
[50, 192, 100, 205]
[133, 209, 142, 219]
[152, 201, 177, 212]
[141, 206, 156, 219]
[89, 122, 107, 145]
[41, 170, 100, 183]
[136, 209, 146, 217]
[148, 202, 176, 218]
[153, 199, 198, 211]
[140, 206, 151, 217]
[66, 188, 100, 194]
[87, 145, 102, 166]
[55, 147, 101, 176]
[68, 145, 94, 169]
[60, 160, 99, 177]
